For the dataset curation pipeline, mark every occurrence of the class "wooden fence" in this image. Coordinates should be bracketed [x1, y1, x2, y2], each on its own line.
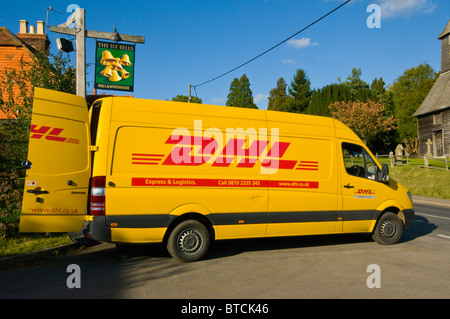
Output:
[375, 153, 449, 171]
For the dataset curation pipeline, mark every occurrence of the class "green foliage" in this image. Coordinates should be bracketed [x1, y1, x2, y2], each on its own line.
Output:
[172, 95, 203, 104]
[390, 63, 437, 140]
[29, 51, 76, 95]
[267, 78, 289, 111]
[286, 69, 312, 113]
[268, 69, 312, 114]
[307, 84, 376, 117]
[226, 74, 257, 109]
[308, 68, 376, 117]
[267, 63, 436, 154]
[387, 166, 450, 200]
[343, 67, 369, 95]
[370, 77, 386, 100]
[307, 83, 352, 116]
[0, 51, 76, 239]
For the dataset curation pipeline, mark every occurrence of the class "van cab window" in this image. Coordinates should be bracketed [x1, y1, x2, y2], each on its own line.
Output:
[342, 143, 377, 180]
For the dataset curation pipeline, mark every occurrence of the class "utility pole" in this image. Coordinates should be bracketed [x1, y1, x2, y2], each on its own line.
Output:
[49, 8, 145, 98]
[188, 84, 191, 103]
[75, 9, 85, 98]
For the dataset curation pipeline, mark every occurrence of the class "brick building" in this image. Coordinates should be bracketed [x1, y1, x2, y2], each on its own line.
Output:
[0, 20, 50, 119]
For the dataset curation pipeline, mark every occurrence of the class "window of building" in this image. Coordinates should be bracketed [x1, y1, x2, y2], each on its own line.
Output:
[433, 112, 443, 125]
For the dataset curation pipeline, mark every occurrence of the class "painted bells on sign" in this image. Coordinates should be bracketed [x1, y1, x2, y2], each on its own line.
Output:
[100, 50, 131, 82]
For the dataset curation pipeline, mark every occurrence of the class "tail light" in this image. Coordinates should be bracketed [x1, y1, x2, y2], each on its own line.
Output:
[90, 176, 106, 216]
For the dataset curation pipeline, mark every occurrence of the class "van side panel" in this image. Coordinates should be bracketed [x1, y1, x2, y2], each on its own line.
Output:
[265, 112, 340, 237]
[88, 97, 412, 246]
[104, 98, 269, 242]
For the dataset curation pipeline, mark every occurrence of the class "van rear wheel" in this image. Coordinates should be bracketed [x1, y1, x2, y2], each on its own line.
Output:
[372, 212, 403, 245]
[167, 220, 210, 262]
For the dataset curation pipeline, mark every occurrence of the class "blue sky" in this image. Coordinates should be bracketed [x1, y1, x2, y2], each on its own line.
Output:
[2, 0, 450, 108]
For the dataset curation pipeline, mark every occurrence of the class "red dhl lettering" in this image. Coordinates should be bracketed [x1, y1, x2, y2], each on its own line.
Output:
[356, 189, 375, 195]
[30, 125, 80, 144]
[131, 135, 311, 170]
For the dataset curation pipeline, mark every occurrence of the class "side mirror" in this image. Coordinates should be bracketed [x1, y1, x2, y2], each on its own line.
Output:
[377, 164, 389, 182]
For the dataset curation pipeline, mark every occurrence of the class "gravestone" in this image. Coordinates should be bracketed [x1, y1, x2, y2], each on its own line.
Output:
[395, 144, 404, 162]
[425, 138, 433, 158]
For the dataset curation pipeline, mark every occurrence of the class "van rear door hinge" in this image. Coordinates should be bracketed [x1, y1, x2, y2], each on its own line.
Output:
[89, 145, 99, 152]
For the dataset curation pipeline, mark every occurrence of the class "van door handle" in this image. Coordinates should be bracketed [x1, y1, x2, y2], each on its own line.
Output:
[343, 184, 354, 189]
[27, 189, 49, 195]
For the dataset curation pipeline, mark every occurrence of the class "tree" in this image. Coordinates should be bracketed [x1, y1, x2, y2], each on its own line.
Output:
[226, 74, 257, 109]
[0, 52, 76, 173]
[370, 88, 398, 154]
[370, 77, 386, 100]
[329, 100, 397, 148]
[307, 83, 352, 116]
[0, 51, 75, 124]
[344, 67, 369, 96]
[389, 63, 437, 140]
[0, 51, 76, 230]
[286, 69, 311, 113]
[268, 78, 290, 111]
[172, 95, 202, 104]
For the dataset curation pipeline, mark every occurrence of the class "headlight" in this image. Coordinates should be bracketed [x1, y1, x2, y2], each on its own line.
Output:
[407, 191, 413, 203]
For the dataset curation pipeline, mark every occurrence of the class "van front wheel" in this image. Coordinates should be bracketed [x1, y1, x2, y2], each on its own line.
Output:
[372, 212, 403, 245]
[167, 220, 210, 262]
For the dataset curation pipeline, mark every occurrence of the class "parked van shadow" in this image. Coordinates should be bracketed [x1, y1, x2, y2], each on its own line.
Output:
[115, 243, 170, 258]
[204, 233, 373, 261]
[113, 215, 437, 262]
[206, 215, 438, 260]
[401, 215, 437, 243]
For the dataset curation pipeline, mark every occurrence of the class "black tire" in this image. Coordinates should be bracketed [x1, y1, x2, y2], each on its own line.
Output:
[372, 212, 403, 245]
[167, 220, 210, 262]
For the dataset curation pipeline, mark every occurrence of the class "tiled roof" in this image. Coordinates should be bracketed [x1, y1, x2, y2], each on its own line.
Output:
[438, 20, 450, 39]
[0, 27, 35, 119]
[413, 70, 450, 117]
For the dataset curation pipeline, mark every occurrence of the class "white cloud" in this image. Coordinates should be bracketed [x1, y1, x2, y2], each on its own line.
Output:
[210, 97, 225, 104]
[375, 0, 437, 18]
[287, 37, 318, 49]
[254, 93, 269, 104]
[282, 59, 296, 64]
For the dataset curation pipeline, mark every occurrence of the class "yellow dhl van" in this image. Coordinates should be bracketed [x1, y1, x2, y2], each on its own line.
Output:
[20, 88, 414, 262]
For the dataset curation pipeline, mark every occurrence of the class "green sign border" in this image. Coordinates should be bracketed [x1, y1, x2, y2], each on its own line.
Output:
[94, 40, 135, 92]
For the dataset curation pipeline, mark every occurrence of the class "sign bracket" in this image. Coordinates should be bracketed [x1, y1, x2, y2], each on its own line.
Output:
[49, 8, 145, 98]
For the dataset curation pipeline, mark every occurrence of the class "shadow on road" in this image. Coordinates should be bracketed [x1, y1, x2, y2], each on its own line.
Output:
[114, 214, 438, 262]
[401, 215, 437, 243]
[205, 233, 374, 261]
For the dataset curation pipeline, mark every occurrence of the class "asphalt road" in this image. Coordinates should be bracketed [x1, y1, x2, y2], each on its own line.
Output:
[0, 201, 449, 301]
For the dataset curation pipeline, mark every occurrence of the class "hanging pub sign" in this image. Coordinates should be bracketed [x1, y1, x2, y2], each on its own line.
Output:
[94, 40, 135, 92]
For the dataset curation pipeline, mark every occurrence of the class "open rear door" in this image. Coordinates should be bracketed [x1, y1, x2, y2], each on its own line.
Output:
[20, 88, 90, 232]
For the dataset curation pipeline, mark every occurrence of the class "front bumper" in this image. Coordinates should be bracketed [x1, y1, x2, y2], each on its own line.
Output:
[403, 209, 415, 227]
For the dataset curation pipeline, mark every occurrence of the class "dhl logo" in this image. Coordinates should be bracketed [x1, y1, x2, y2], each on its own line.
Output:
[132, 134, 319, 173]
[355, 189, 375, 195]
[30, 125, 80, 144]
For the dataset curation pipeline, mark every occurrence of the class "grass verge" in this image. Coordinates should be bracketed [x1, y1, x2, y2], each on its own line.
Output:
[388, 165, 450, 200]
[0, 229, 72, 258]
